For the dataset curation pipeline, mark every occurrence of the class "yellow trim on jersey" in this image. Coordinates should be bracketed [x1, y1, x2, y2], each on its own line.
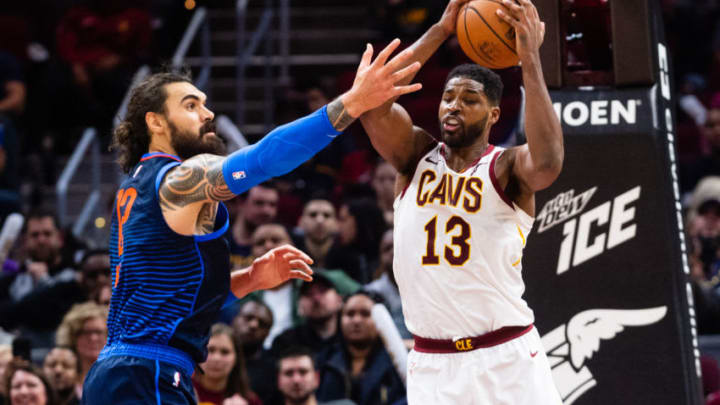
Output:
[517, 225, 526, 246]
[512, 257, 522, 267]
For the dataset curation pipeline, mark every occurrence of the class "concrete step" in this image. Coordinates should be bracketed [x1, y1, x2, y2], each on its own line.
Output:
[208, 6, 371, 31]
[209, 28, 378, 55]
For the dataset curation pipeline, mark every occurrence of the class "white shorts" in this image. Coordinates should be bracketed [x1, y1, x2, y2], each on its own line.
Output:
[407, 327, 562, 405]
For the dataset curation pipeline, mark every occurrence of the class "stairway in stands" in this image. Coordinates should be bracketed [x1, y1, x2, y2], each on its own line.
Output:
[189, 0, 380, 142]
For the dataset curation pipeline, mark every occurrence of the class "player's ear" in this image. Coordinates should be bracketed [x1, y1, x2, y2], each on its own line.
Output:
[145, 111, 166, 136]
[490, 105, 501, 125]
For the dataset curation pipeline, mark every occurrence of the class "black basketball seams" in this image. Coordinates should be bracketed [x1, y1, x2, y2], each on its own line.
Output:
[464, 5, 498, 66]
[469, 2, 518, 57]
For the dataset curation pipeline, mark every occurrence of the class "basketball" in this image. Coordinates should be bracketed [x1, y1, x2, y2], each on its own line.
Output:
[456, 0, 519, 69]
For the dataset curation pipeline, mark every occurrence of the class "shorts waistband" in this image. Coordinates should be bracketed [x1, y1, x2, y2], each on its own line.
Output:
[413, 325, 534, 354]
[98, 343, 195, 376]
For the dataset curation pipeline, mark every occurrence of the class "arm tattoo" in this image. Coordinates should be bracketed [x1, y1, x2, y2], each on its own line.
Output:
[159, 154, 236, 213]
[196, 202, 218, 234]
[327, 98, 356, 132]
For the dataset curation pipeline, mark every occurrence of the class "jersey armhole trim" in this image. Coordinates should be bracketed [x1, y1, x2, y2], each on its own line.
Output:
[400, 141, 439, 200]
[194, 203, 230, 242]
[155, 161, 182, 198]
[489, 150, 515, 210]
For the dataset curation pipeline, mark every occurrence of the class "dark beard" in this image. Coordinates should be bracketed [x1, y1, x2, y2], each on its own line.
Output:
[286, 393, 313, 405]
[169, 119, 226, 160]
[441, 113, 489, 148]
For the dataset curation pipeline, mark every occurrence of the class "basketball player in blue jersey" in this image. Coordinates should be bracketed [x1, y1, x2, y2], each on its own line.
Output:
[81, 39, 423, 404]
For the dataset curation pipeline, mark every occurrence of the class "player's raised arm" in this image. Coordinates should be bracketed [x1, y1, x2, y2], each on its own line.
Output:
[158, 40, 422, 233]
[360, 0, 470, 175]
[496, 0, 563, 191]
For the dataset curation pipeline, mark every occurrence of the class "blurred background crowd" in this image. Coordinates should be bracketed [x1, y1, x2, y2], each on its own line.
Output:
[1, 0, 720, 404]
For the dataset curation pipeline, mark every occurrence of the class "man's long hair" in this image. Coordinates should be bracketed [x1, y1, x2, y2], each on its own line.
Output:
[111, 70, 192, 173]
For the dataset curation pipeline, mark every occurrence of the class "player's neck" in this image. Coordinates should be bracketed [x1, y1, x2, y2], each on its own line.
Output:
[443, 140, 490, 172]
[148, 133, 178, 158]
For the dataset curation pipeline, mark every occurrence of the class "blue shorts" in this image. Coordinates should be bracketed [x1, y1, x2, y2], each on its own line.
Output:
[82, 345, 196, 405]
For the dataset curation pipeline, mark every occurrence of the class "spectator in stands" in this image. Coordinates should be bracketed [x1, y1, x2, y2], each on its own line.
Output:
[687, 177, 720, 280]
[0, 344, 10, 396]
[272, 271, 360, 357]
[226, 183, 280, 269]
[0, 210, 76, 305]
[682, 96, 720, 191]
[43, 347, 79, 405]
[232, 300, 278, 405]
[371, 161, 397, 226]
[0, 51, 24, 219]
[3, 358, 57, 405]
[277, 346, 355, 405]
[316, 291, 406, 405]
[294, 198, 338, 269]
[0, 251, 110, 351]
[193, 323, 261, 405]
[0, 51, 26, 117]
[54, 0, 152, 138]
[687, 177, 720, 334]
[326, 198, 388, 284]
[365, 229, 410, 339]
[55, 302, 107, 392]
[222, 222, 297, 344]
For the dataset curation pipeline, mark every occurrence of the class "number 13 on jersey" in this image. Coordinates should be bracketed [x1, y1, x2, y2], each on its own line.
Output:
[422, 215, 471, 266]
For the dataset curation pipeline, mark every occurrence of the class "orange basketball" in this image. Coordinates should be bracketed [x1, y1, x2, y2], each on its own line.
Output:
[456, 0, 519, 69]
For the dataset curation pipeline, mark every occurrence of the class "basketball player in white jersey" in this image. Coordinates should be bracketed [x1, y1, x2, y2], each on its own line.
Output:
[359, 0, 563, 403]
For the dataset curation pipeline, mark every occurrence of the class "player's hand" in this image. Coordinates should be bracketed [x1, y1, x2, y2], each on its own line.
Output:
[496, 0, 545, 62]
[222, 394, 249, 405]
[250, 244, 314, 290]
[342, 39, 423, 117]
[438, 0, 473, 36]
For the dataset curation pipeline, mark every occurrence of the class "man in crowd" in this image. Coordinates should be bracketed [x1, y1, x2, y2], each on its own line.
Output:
[226, 183, 280, 268]
[294, 198, 338, 269]
[272, 271, 359, 356]
[316, 291, 406, 405]
[277, 346, 355, 405]
[0, 210, 76, 304]
[233, 299, 279, 404]
[0, 250, 110, 339]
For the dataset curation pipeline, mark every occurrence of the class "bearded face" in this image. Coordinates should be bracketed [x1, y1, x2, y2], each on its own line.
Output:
[168, 118, 226, 160]
[438, 76, 498, 149]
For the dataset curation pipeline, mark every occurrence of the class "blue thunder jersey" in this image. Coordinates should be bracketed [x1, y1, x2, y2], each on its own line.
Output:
[106, 152, 231, 369]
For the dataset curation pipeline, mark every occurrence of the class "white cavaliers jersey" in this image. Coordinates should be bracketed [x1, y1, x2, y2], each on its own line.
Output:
[393, 143, 535, 339]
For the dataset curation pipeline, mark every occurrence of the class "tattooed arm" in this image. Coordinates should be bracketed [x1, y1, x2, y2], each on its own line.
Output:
[158, 154, 233, 235]
[159, 40, 423, 235]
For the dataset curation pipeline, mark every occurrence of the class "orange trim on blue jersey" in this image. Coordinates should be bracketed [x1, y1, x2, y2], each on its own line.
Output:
[140, 153, 181, 162]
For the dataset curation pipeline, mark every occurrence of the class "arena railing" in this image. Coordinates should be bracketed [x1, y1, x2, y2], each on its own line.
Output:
[236, 0, 287, 132]
[55, 128, 100, 235]
[58, 7, 212, 243]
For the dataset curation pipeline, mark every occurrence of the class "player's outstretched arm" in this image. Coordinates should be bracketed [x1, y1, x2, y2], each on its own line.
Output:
[361, 0, 470, 175]
[229, 244, 314, 298]
[158, 40, 422, 234]
[497, 0, 563, 191]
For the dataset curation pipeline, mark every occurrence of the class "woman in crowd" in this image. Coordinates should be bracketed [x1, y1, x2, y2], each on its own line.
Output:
[3, 358, 57, 405]
[42, 347, 79, 405]
[55, 302, 107, 397]
[193, 324, 262, 405]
